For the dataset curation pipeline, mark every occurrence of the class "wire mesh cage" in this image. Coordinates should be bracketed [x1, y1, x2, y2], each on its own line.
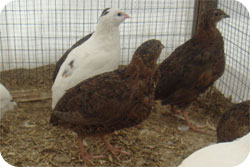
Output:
[0, 0, 249, 102]
[0, 1, 250, 166]
[216, 0, 250, 102]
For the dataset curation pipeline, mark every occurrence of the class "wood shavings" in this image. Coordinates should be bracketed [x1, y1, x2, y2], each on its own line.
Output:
[0, 65, 233, 166]
[53, 154, 71, 163]
[107, 154, 113, 162]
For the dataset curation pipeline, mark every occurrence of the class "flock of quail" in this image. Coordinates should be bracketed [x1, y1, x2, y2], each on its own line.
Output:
[0, 7, 249, 166]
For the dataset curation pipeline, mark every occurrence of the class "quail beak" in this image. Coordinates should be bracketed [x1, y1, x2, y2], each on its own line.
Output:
[224, 14, 230, 18]
[124, 13, 130, 19]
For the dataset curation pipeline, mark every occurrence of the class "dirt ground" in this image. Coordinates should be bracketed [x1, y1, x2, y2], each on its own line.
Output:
[0, 65, 233, 167]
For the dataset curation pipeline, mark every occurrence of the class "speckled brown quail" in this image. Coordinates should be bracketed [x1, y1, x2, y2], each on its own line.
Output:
[50, 39, 164, 165]
[217, 100, 250, 143]
[155, 9, 230, 132]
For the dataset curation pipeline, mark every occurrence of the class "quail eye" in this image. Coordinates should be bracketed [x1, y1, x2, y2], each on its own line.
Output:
[215, 12, 220, 16]
[117, 13, 121, 16]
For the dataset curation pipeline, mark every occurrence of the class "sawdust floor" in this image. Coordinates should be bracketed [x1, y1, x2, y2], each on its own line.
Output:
[0, 65, 232, 167]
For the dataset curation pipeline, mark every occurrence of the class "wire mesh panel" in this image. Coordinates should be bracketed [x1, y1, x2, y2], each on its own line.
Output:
[215, 0, 250, 102]
[0, 0, 249, 102]
[0, 0, 195, 70]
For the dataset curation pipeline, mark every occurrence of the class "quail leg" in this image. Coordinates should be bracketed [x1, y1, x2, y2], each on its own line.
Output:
[101, 136, 129, 161]
[170, 105, 206, 133]
[77, 135, 105, 165]
[171, 105, 181, 115]
[181, 110, 207, 133]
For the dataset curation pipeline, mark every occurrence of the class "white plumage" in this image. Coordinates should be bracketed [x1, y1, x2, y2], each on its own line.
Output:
[52, 8, 129, 109]
[0, 153, 15, 167]
[0, 83, 16, 120]
[178, 132, 250, 167]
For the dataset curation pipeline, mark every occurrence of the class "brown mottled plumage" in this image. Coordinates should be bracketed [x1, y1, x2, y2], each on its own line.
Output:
[52, 33, 93, 82]
[217, 100, 250, 143]
[155, 9, 230, 132]
[50, 39, 164, 164]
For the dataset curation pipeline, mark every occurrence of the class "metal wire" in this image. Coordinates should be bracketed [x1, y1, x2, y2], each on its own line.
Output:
[0, 0, 195, 69]
[216, 0, 250, 102]
[0, 0, 249, 102]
